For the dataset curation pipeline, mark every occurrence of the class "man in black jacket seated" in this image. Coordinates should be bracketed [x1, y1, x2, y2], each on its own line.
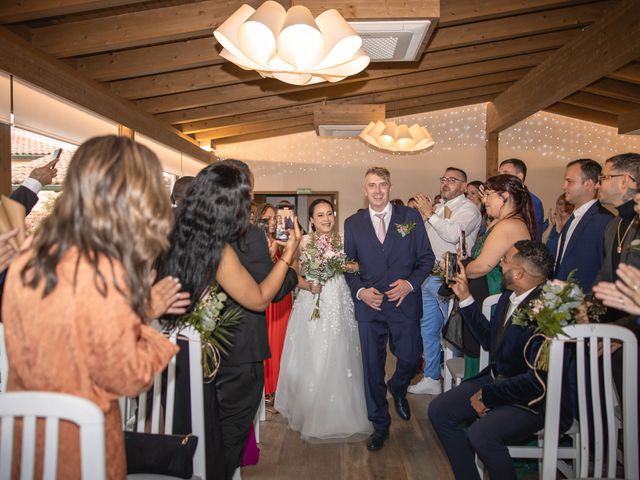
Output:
[428, 240, 574, 480]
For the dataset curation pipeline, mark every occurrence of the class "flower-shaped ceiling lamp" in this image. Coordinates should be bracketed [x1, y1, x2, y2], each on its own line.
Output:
[360, 121, 435, 152]
[213, 1, 370, 86]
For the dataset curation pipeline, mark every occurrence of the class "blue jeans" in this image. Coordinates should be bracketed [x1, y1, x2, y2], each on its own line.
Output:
[420, 275, 448, 380]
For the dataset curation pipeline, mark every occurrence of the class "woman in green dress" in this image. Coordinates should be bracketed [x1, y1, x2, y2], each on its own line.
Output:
[463, 174, 535, 376]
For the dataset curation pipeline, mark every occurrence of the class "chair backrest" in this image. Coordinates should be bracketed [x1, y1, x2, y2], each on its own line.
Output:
[541, 323, 638, 480]
[0, 391, 106, 480]
[0, 323, 8, 392]
[480, 294, 501, 370]
[124, 326, 206, 479]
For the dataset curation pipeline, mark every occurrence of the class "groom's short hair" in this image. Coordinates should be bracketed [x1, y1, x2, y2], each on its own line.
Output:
[365, 166, 391, 184]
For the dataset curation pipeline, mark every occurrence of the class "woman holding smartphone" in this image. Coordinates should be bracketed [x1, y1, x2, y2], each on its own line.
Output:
[254, 203, 294, 402]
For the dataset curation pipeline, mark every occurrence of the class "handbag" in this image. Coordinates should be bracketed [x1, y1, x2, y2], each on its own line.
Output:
[124, 431, 198, 478]
[442, 298, 480, 357]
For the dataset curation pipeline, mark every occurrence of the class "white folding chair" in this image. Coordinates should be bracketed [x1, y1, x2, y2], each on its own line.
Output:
[0, 323, 9, 392]
[0, 391, 106, 480]
[124, 326, 206, 480]
[541, 323, 638, 480]
[443, 294, 499, 392]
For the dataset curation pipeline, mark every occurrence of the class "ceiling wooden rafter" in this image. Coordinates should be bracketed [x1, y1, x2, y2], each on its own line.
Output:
[0, 0, 638, 148]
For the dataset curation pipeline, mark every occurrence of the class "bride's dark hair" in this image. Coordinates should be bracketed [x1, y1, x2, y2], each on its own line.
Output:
[156, 163, 251, 313]
[308, 198, 334, 232]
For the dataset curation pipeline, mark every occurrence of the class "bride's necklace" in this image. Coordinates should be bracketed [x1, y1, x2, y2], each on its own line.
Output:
[616, 217, 637, 253]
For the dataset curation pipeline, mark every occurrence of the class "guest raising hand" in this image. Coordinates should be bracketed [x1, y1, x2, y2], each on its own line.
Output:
[2, 136, 186, 479]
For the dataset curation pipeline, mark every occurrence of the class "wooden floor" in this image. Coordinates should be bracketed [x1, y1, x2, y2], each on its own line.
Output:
[243, 349, 455, 480]
[243, 391, 455, 480]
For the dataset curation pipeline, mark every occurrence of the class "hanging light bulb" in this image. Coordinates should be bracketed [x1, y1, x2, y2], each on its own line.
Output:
[360, 121, 435, 152]
[214, 1, 370, 86]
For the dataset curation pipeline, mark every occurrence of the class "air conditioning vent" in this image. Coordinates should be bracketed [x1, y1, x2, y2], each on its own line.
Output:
[317, 125, 367, 138]
[348, 20, 433, 62]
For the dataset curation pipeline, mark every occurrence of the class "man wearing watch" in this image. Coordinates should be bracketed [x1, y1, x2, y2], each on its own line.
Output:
[428, 240, 574, 480]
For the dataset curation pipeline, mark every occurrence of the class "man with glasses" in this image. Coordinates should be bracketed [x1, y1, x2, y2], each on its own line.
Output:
[595, 153, 640, 295]
[498, 158, 545, 241]
[409, 167, 482, 395]
[555, 159, 612, 292]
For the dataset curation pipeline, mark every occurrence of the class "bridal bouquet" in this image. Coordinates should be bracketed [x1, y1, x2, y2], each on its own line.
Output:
[300, 232, 349, 319]
[174, 284, 242, 382]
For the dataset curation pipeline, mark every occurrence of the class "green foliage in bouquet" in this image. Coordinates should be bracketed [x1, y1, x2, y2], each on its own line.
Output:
[174, 284, 242, 382]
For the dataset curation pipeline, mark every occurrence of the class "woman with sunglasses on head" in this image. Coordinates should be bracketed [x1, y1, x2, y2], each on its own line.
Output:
[462, 174, 535, 376]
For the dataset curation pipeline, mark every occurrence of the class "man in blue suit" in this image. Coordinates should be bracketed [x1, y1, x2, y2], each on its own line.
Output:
[555, 158, 613, 292]
[344, 166, 434, 451]
[499, 158, 544, 241]
[429, 241, 574, 480]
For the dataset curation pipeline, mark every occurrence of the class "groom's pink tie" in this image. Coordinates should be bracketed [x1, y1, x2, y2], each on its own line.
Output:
[375, 212, 387, 243]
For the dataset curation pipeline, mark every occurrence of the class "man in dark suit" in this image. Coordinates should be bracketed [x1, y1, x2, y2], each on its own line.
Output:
[555, 159, 613, 292]
[429, 240, 573, 480]
[499, 158, 544, 241]
[344, 166, 434, 451]
[215, 159, 298, 478]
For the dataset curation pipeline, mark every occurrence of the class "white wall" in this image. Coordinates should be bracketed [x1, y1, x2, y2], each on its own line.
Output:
[216, 103, 640, 227]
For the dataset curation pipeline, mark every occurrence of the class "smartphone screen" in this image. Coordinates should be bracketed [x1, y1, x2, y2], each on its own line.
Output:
[274, 206, 294, 241]
[51, 148, 62, 161]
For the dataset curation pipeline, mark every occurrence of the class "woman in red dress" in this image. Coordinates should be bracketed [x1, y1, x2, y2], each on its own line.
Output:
[256, 203, 293, 398]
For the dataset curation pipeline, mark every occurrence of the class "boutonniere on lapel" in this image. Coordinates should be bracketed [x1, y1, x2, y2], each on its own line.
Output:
[628, 238, 640, 253]
[395, 222, 416, 237]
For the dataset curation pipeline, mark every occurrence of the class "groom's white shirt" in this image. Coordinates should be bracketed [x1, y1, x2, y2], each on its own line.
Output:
[355, 202, 412, 300]
[368, 202, 392, 235]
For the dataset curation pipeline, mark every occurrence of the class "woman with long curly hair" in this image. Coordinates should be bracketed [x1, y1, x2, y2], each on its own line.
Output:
[155, 164, 301, 479]
[2, 135, 183, 479]
[462, 174, 534, 376]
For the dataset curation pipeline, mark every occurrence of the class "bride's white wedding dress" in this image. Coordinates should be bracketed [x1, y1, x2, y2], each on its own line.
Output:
[275, 266, 372, 442]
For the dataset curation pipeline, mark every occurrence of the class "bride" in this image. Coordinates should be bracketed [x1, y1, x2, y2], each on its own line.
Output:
[275, 199, 372, 442]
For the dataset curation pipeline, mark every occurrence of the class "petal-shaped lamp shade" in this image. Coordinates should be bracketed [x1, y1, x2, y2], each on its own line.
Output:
[359, 121, 435, 152]
[214, 1, 370, 86]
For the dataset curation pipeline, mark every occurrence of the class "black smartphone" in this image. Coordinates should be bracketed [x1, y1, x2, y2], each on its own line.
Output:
[50, 148, 62, 161]
[444, 251, 458, 284]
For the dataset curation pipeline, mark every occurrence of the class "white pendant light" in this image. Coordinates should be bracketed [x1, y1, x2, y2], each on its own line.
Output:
[360, 120, 435, 152]
[214, 1, 370, 86]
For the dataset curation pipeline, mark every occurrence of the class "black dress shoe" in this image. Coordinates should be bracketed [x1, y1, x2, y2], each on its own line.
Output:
[366, 429, 389, 451]
[387, 380, 411, 420]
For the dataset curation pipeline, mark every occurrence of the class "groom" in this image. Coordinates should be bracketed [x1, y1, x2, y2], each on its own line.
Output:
[344, 167, 434, 451]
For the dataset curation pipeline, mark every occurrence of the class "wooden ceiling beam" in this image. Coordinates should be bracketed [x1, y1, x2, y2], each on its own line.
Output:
[562, 91, 640, 115]
[292, 0, 440, 19]
[113, 29, 576, 100]
[34, 1, 604, 61]
[72, 37, 223, 83]
[487, 0, 640, 133]
[619, 108, 640, 134]
[194, 81, 515, 140]
[0, 0, 149, 24]
[437, 0, 596, 27]
[0, 27, 211, 164]
[159, 53, 544, 124]
[583, 78, 640, 103]
[212, 93, 497, 145]
[31, 0, 286, 58]
[544, 103, 618, 127]
[608, 62, 640, 84]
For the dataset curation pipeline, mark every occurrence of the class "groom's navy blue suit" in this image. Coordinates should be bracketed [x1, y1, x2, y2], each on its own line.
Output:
[344, 204, 434, 431]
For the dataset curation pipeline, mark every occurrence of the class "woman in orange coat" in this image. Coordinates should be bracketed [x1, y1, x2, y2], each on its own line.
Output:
[2, 136, 184, 479]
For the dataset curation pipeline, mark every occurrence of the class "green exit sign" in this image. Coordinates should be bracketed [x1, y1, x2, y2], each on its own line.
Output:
[296, 188, 312, 194]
